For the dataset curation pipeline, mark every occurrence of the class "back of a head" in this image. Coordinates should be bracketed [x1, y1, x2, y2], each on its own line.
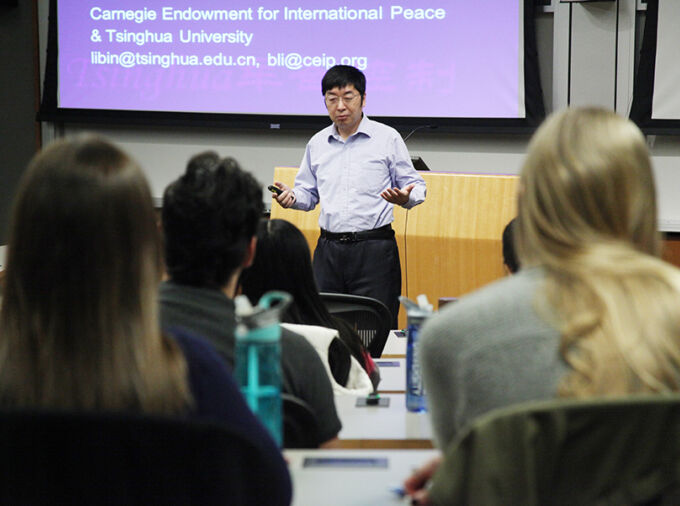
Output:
[516, 107, 659, 268]
[0, 135, 188, 411]
[321, 65, 366, 96]
[515, 108, 680, 397]
[240, 219, 331, 326]
[162, 153, 263, 289]
[502, 218, 519, 274]
[2, 136, 160, 337]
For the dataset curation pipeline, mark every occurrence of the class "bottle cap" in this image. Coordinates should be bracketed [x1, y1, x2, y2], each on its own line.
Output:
[416, 294, 433, 313]
[236, 291, 293, 333]
[234, 295, 255, 317]
[400, 295, 433, 317]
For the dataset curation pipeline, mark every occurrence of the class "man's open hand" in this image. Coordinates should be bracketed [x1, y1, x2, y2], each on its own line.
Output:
[381, 183, 415, 206]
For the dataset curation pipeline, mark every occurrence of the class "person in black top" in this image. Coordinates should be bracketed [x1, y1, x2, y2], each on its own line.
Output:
[240, 218, 381, 389]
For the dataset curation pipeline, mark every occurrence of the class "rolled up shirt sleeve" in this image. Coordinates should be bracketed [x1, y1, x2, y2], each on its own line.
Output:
[291, 143, 320, 212]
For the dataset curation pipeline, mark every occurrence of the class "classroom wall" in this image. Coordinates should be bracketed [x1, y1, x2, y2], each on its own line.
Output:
[551, 0, 680, 232]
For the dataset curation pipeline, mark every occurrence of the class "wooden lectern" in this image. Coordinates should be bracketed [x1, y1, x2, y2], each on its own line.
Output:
[270, 167, 518, 328]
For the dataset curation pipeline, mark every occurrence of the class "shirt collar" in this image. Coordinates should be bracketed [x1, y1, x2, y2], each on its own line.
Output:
[329, 114, 372, 142]
[161, 280, 234, 308]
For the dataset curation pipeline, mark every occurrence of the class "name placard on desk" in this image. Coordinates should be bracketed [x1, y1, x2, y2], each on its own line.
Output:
[286, 449, 440, 506]
[375, 358, 406, 393]
[381, 330, 407, 357]
[303, 457, 388, 468]
[375, 360, 400, 367]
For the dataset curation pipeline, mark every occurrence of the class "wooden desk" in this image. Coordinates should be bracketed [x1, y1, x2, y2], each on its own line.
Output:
[381, 330, 407, 358]
[335, 394, 432, 449]
[285, 448, 440, 506]
[375, 358, 405, 394]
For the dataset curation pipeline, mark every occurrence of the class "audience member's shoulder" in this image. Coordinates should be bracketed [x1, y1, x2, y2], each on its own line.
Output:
[280, 326, 323, 355]
[281, 323, 338, 344]
[159, 280, 228, 306]
[422, 268, 546, 344]
[459, 267, 543, 308]
[166, 328, 229, 373]
[279, 325, 342, 442]
[446, 268, 543, 313]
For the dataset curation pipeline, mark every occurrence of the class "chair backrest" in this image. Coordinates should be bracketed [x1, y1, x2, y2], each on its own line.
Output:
[429, 395, 680, 506]
[319, 292, 392, 357]
[282, 393, 321, 449]
[0, 409, 291, 505]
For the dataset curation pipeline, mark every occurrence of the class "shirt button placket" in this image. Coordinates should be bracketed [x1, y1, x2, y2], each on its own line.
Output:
[343, 141, 351, 225]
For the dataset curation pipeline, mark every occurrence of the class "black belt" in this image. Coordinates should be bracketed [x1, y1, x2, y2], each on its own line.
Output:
[320, 224, 394, 243]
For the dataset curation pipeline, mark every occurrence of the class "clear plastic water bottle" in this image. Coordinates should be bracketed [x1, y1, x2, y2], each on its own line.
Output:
[234, 291, 291, 447]
[400, 295, 433, 413]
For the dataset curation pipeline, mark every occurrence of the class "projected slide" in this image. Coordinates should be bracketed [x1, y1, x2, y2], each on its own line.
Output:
[57, 1, 523, 118]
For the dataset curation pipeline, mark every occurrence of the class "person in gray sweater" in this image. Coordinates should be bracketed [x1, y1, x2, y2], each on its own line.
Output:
[418, 267, 568, 450]
[405, 107, 680, 504]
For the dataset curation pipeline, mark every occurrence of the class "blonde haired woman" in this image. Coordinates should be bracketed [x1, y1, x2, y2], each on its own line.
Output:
[0, 136, 291, 504]
[405, 107, 680, 503]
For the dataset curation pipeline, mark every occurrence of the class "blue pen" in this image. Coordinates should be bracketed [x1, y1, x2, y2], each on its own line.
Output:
[390, 486, 406, 498]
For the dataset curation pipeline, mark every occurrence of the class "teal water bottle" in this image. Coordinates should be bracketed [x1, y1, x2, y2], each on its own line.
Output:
[234, 291, 291, 447]
[400, 295, 433, 413]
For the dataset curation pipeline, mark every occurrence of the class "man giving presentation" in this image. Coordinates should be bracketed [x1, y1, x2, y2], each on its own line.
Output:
[272, 65, 426, 327]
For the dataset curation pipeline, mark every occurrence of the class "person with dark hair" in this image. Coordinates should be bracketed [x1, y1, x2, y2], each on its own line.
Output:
[240, 219, 381, 391]
[159, 152, 341, 448]
[502, 217, 520, 274]
[0, 136, 291, 504]
[271, 65, 427, 327]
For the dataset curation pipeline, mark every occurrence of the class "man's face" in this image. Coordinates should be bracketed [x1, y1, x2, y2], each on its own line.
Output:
[324, 84, 365, 135]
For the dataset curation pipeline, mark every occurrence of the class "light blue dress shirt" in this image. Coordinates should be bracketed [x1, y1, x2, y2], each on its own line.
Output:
[291, 115, 427, 233]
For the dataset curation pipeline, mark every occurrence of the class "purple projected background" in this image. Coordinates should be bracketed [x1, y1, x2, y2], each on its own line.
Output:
[58, 1, 521, 118]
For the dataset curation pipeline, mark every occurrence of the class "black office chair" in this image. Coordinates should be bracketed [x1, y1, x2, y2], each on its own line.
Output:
[0, 409, 291, 505]
[428, 395, 680, 505]
[320, 292, 392, 357]
[282, 393, 321, 448]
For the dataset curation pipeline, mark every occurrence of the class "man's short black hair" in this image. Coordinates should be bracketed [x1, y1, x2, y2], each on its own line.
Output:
[321, 65, 366, 97]
[162, 152, 263, 289]
[502, 218, 520, 274]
